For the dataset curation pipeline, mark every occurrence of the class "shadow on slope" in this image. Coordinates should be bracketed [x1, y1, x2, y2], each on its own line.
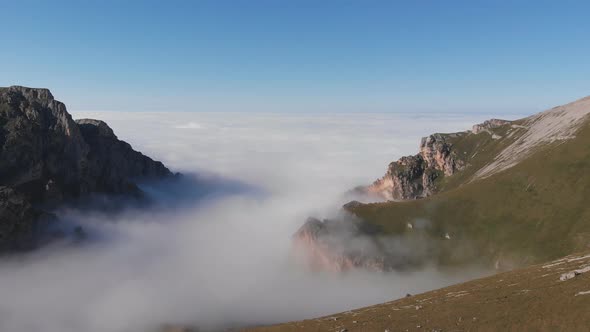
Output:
[38, 172, 266, 248]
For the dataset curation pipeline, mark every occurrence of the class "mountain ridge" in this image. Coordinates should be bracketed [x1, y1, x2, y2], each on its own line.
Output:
[294, 94, 590, 272]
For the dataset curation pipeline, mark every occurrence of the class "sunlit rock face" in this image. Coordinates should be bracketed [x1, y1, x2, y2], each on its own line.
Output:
[364, 118, 515, 201]
[365, 133, 466, 201]
[0, 86, 175, 249]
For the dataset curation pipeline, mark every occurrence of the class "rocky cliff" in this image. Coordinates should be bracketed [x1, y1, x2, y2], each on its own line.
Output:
[364, 132, 467, 200]
[76, 118, 171, 195]
[364, 119, 513, 201]
[0, 86, 175, 250]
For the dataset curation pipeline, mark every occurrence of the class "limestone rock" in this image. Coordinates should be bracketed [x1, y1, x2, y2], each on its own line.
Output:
[366, 133, 465, 200]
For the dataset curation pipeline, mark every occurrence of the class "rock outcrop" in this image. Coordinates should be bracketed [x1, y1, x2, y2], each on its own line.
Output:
[0, 86, 90, 202]
[365, 117, 516, 201]
[366, 133, 466, 200]
[292, 217, 387, 272]
[292, 215, 436, 272]
[0, 86, 175, 250]
[76, 118, 171, 195]
[471, 119, 511, 134]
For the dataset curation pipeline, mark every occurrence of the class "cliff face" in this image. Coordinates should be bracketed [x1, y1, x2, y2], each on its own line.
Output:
[76, 118, 171, 195]
[365, 117, 518, 201]
[366, 132, 470, 200]
[0, 86, 90, 202]
[0, 86, 175, 249]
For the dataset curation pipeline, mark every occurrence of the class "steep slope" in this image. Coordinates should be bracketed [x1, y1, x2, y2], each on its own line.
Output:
[76, 118, 171, 194]
[365, 96, 590, 201]
[0, 86, 175, 249]
[475, 96, 590, 179]
[295, 95, 590, 271]
[244, 250, 590, 332]
[349, 115, 590, 267]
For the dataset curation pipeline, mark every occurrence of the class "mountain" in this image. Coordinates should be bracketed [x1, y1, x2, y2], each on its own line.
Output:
[244, 250, 590, 332]
[0, 86, 175, 250]
[294, 95, 590, 271]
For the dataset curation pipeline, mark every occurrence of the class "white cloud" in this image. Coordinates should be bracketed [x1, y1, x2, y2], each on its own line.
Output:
[174, 121, 203, 129]
[0, 111, 523, 332]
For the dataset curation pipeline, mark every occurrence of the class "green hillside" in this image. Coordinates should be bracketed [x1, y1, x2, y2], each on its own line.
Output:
[348, 119, 590, 267]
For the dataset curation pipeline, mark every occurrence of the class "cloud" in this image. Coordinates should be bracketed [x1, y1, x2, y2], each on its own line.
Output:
[174, 122, 203, 129]
[0, 111, 522, 332]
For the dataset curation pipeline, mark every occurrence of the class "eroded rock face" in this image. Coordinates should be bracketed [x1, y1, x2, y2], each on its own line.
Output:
[420, 133, 464, 176]
[366, 133, 466, 200]
[0, 86, 175, 250]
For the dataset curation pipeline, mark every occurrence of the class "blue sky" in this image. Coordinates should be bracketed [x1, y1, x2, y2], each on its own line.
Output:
[1, 0, 590, 113]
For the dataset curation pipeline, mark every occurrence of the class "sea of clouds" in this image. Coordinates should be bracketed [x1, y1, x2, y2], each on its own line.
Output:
[0, 111, 523, 332]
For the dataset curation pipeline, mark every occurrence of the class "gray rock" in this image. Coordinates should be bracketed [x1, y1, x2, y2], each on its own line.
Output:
[0, 86, 175, 251]
[76, 118, 172, 195]
[366, 133, 465, 200]
[0, 86, 89, 202]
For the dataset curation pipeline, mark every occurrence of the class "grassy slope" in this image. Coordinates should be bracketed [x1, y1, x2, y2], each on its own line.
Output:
[349, 120, 590, 266]
[245, 251, 590, 332]
[434, 120, 526, 192]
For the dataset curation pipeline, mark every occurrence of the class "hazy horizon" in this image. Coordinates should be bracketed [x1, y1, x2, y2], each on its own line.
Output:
[2, 1, 590, 114]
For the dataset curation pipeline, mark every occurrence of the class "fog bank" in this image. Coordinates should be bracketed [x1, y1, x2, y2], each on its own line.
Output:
[0, 112, 520, 332]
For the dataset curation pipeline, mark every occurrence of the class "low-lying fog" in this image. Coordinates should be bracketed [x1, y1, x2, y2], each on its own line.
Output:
[0, 112, 516, 332]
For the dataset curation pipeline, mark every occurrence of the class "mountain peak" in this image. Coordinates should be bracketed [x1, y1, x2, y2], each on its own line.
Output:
[3, 85, 55, 101]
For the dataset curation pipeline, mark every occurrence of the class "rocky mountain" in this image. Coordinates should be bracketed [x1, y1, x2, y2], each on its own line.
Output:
[364, 132, 468, 200]
[0, 86, 175, 250]
[364, 118, 514, 201]
[294, 94, 590, 272]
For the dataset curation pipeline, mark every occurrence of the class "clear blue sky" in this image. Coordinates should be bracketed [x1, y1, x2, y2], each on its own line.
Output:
[2, 0, 590, 113]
